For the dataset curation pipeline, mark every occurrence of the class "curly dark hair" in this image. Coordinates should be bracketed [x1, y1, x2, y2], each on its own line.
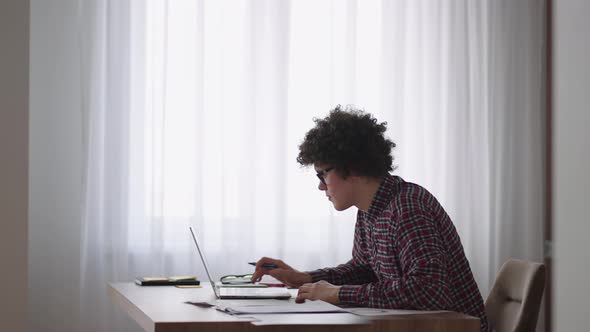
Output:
[297, 105, 396, 178]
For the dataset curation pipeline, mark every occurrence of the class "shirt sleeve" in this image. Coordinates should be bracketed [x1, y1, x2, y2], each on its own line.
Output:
[306, 258, 376, 285]
[338, 209, 452, 310]
[305, 213, 377, 285]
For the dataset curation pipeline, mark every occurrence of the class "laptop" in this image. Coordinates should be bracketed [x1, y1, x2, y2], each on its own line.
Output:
[189, 226, 292, 300]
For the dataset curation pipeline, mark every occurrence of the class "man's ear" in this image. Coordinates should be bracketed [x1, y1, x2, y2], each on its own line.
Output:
[345, 172, 363, 183]
[344, 168, 361, 178]
[350, 174, 373, 184]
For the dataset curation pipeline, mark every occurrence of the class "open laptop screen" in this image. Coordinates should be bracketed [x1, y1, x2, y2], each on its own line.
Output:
[189, 226, 220, 298]
[188, 226, 291, 300]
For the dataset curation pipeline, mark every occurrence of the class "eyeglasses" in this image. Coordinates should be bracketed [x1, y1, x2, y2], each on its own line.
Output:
[220, 274, 253, 285]
[316, 167, 334, 185]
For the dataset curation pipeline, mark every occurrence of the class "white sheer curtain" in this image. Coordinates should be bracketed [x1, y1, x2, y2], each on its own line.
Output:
[77, 0, 545, 331]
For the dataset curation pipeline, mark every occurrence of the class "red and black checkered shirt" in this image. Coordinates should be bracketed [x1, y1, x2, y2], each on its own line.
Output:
[307, 175, 489, 332]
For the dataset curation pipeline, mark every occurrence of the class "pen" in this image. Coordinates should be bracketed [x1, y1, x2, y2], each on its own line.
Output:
[248, 262, 278, 269]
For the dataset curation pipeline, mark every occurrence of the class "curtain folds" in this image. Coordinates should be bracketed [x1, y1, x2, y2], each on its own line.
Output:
[77, 1, 545, 331]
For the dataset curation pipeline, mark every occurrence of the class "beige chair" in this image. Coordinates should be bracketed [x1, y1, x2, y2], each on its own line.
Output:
[485, 259, 546, 332]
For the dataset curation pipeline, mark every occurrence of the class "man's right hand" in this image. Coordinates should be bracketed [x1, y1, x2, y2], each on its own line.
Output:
[250, 257, 312, 288]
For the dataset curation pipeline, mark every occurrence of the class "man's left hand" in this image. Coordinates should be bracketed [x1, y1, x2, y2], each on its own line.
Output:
[295, 280, 341, 304]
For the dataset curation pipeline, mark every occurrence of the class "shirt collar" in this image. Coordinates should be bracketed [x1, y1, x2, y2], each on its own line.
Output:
[365, 174, 403, 220]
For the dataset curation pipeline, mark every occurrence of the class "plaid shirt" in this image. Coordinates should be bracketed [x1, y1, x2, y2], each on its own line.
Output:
[307, 175, 489, 332]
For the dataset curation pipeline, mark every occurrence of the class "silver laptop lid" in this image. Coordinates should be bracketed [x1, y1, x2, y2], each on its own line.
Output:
[189, 226, 220, 299]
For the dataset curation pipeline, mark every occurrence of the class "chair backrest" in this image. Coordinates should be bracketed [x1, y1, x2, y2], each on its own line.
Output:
[485, 259, 546, 332]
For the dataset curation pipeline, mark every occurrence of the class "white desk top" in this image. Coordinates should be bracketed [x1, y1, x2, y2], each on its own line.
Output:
[108, 282, 479, 332]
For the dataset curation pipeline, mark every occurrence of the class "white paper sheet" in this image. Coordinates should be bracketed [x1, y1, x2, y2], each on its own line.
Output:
[344, 307, 450, 316]
[247, 313, 370, 326]
[215, 299, 347, 315]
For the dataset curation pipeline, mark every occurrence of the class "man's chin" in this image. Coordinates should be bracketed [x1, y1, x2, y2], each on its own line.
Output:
[331, 203, 350, 211]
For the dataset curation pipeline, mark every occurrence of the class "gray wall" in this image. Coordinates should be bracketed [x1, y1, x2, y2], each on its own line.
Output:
[0, 1, 29, 331]
[553, 0, 590, 330]
[28, 1, 84, 331]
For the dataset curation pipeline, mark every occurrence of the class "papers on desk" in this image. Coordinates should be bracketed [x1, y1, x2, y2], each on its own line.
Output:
[202, 298, 450, 317]
[344, 307, 450, 316]
[187, 298, 449, 326]
[213, 299, 368, 326]
[247, 313, 370, 326]
[215, 299, 347, 315]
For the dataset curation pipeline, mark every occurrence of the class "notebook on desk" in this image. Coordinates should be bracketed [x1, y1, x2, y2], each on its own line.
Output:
[189, 226, 291, 300]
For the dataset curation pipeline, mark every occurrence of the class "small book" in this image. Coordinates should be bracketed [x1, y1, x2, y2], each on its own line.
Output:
[135, 276, 200, 286]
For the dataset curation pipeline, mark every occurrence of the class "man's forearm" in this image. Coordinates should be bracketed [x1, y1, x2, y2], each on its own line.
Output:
[306, 260, 375, 285]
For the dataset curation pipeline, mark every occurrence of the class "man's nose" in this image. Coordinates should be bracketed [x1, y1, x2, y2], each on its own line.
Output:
[318, 182, 327, 191]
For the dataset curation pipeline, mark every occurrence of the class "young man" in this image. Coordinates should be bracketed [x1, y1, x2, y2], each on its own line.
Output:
[251, 106, 489, 332]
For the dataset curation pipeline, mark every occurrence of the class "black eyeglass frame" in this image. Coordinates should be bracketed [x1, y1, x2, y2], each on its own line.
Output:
[316, 167, 335, 185]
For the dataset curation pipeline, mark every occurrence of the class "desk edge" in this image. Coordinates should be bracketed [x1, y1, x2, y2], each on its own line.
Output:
[108, 283, 155, 332]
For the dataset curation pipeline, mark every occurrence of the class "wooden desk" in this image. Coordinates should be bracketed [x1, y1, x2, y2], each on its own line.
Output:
[109, 282, 480, 332]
